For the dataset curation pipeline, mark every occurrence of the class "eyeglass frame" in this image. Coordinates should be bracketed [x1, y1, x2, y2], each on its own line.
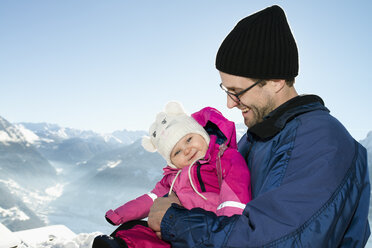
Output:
[219, 79, 263, 103]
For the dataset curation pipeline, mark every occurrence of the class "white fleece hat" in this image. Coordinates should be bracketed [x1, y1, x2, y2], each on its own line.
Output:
[142, 101, 210, 168]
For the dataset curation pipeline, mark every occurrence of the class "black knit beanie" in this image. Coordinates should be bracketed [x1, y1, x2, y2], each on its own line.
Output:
[216, 5, 298, 79]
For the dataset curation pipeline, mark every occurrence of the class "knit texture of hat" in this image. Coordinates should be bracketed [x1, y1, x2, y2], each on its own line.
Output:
[216, 5, 298, 79]
[142, 101, 210, 168]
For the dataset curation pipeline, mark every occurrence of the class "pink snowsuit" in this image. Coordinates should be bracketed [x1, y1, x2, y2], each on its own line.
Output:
[105, 107, 252, 247]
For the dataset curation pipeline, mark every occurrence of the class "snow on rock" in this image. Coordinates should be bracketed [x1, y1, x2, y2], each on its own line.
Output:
[14, 124, 40, 144]
[360, 131, 372, 150]
[97, 160, 122, 171]
[0, 130, 14, 144]
[0, 118, 38, 146]
[0, 179, 63, 216]
[45, 184, 64, 198]
[0, 206, 30, 221]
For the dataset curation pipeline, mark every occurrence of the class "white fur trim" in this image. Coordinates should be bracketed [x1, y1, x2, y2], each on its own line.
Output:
[146, 192, 158, 201]
[217, 201, 246, 210]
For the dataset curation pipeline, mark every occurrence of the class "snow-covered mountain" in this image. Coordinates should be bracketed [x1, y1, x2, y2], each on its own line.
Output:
[0, 117, 165, 234]
[0, 117, 57, 188]
[17, 122, 146, 164]
[0, 116, 58, 232]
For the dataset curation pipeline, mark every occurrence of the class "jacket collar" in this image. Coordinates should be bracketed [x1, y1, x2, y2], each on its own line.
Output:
[248, 94, 328, 140]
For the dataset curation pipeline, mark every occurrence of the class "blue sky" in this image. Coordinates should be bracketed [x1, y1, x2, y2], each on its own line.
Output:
[1, 0, 371, 140]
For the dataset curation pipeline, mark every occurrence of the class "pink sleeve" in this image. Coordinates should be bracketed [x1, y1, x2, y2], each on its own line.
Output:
[105, 194, 154, 225]
[151, 175, 172, 197]
[216, 149, 252, 217]
[105, 176, 172, 225]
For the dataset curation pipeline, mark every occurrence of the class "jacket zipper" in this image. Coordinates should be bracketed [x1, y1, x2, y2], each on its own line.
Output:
[196, 161, 206, 192]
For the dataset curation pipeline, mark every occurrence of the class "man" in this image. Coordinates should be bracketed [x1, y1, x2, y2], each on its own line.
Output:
[148, 5, 371, 247]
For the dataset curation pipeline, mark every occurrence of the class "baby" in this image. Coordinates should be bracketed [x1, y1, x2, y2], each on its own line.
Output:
[93, 101, 252, 248]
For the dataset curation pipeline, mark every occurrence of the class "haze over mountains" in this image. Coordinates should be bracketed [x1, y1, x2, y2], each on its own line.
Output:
[0, 115, 161, 233]
[0, 114, 371, 236]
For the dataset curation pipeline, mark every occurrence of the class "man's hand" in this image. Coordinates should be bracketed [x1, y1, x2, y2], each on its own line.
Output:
[148, 193, 180, 239]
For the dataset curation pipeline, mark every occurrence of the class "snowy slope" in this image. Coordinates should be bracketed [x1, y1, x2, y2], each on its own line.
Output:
[0, 222, 99, 248]
[0, 223, 21, 248]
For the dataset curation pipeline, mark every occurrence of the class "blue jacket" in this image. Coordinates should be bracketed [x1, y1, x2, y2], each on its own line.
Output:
[161, 95, 370, 247]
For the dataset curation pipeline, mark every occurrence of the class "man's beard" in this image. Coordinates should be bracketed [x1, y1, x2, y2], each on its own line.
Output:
[244, 98, 275, 128]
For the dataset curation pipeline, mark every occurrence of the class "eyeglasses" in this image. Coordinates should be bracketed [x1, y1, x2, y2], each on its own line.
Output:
[219, 80, 262, 103]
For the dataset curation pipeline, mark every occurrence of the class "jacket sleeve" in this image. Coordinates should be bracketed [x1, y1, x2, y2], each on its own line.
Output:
[105, 194, 154, 225]
[216, 148, 252, 216]
[106, 175, 171, 225]
[160, 122, 370, 247]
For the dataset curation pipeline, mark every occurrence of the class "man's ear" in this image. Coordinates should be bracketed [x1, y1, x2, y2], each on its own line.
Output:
[270, 79, 286, 93]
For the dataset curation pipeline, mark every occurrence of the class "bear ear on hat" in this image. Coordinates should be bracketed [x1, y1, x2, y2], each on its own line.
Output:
[155, 112, 167, 123]
[142, 136, 157, 152]
[165, 101, 185, 116]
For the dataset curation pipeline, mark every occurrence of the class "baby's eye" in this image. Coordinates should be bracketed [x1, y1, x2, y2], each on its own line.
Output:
[174, 150, 181, 156]
[187, 137, 192, 142]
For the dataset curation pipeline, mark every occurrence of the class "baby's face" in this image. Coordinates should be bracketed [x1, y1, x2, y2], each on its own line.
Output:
[170, 133, 208, 169]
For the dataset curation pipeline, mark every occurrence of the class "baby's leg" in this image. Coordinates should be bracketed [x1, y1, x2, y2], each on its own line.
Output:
[110, 220, 148, 237]
[92, 234, 127, 248]
[115, 225, 171, 248]
[92, 220, 148, 248]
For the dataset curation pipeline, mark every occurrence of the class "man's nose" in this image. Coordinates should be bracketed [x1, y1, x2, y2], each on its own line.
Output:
[227, 95, 238, 109]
